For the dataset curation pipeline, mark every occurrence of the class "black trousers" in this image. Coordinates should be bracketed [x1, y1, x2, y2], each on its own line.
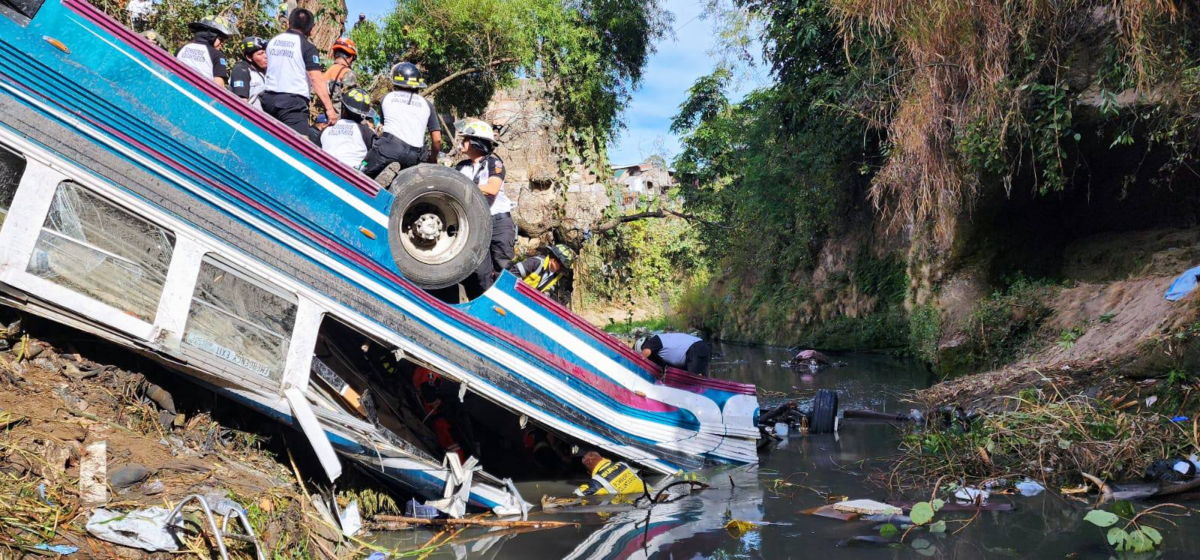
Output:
[684, 341, 712, 376]
[362, 133, 422, 179]
[468, 212, 516, 296]
[261, 92, 311, 137]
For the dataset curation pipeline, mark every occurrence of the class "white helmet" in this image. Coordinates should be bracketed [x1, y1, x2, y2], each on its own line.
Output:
[458, 119, 497, 144]
[633, 337, 647, 354]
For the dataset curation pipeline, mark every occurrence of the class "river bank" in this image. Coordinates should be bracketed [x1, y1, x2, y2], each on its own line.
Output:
[0, 314, 397, 558]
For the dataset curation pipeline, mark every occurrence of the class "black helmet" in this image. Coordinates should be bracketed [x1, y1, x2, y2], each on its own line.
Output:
[341, 88, 378, 120]
[391, 62, 427, 89]
[242, 36, 266, 57]
[188, 15, 238, 39]
[547, 244, 575, 270]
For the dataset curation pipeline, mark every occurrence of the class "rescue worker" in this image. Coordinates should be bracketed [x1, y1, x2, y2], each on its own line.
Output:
[320, 87, 377, 168]
[361, 62, 442, 178]
[634, 332, 713, 377]
[324, 38, 359, 113]
[262, 9, 338, 137]
[454, 120, 515, 295]
[175, 15, 235, 87]
[574, 451, 647, 497]
[229, 36, 267, 109]
[412, 367, 466, 462]
[353, 12, 367, 29]
[511, 244, 573, 294]
[306, 113, 328, 145]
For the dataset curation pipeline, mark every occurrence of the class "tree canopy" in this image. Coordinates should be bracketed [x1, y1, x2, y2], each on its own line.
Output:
[351, 0, 671, 141]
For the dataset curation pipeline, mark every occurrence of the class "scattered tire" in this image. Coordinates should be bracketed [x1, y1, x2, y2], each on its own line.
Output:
[387, 164, 492, 289]
[810, 389, 839, 434]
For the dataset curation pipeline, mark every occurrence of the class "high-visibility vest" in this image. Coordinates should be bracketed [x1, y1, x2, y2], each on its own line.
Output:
[519, 257, 561, 293]
[574, 459, 646, 496]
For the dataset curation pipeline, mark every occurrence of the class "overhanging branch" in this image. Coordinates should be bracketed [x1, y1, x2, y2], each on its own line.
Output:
[592, 208, 730, 233]
[424, 58, 519, 97]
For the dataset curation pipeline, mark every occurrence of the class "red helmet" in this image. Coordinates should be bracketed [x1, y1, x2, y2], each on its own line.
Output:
[332, 37, 357, 58]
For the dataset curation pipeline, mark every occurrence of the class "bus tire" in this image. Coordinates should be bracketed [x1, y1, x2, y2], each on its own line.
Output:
[387, 164, 492, 289]
[810, 389, 839, 434]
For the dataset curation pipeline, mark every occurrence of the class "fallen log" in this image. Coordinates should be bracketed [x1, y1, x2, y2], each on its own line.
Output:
[842, 409, 911, 422]
[371, 515, 578, 529]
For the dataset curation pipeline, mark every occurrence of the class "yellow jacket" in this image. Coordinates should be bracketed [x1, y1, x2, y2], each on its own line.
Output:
[574, 459, 647, 496]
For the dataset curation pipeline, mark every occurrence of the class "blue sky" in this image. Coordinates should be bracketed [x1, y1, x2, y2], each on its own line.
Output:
[344, 0, 764, 166]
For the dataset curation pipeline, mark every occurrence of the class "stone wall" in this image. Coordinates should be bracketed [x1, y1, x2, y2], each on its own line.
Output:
[481, 81, 612, 256]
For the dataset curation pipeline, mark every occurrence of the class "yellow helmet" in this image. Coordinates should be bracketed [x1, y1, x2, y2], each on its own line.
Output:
[458, 119, 496, 144]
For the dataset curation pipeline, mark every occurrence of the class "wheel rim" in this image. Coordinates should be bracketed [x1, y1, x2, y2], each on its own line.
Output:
[398, 191, 470, 265]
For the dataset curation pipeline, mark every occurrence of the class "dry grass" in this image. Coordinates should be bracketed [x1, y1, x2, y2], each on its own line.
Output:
[888, 381, 1194, 491]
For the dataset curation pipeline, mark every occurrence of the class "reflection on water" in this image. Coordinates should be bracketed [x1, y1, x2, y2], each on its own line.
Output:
[373, 344, 1200, 558]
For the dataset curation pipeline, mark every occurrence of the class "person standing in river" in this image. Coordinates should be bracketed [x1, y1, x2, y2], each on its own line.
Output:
[634, 333, 712, 377]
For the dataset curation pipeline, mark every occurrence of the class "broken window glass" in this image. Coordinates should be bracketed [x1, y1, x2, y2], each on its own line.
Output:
[183, 258, 296, 380]
[27, 181, 174, 322]
[0, 144, 26, 227]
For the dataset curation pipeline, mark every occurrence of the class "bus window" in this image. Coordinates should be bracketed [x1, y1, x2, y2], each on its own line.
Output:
[0, 144, 25, 226]
[1, 0, 47, 23]
[183, 257, 297, 380]
[27, 181, 174, 322]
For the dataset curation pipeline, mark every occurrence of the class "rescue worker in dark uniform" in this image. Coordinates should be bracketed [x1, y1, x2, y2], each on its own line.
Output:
[455, 120, 515, 296]
[510, 244, 574, 294]
[412, 366, 466, 462]
[635, 333, 713, 377]
[229, 36, 267, 109]
[175, 15, 236, 87]
[306, 113, 328, 144]
[362, 63, 443, 178]
[324, 38, 358, 113]
[574, 451, 647, 496]
[262, 9, 338, 137]
[320, 87, 377, 169]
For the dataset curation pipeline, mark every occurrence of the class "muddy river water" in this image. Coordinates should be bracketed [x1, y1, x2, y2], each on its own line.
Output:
[372, 343, 1200, 559]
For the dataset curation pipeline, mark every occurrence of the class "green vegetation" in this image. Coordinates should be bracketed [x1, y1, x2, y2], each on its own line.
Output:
[577, 215, 707, 325]
[908, 304, 941, 365]
[894, 388, 1194, 490]
[352, 0, 671, 140]
[663, 0, 1199, 355]
[92, 0, 285, 61]
[602, 316, 671, 335]
[962, 278, 1057, 371]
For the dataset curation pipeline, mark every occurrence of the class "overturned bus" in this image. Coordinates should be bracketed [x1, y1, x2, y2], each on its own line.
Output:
[0, 0, 759, 516]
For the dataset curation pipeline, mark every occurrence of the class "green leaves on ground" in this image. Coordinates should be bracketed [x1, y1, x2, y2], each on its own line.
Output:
[1111, 500, 1135, 519]
[878, 523, 898, 539]
[1107, 527, 1162, 553]
[1083, 509, 1119, 528]
[1085, 505, 1166, 553]
[910, 502, 935, 525]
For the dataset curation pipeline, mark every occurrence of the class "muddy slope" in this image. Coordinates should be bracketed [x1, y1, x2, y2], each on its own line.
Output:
[0, 317, 350, 558]
[921, 228, 1200, 412]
